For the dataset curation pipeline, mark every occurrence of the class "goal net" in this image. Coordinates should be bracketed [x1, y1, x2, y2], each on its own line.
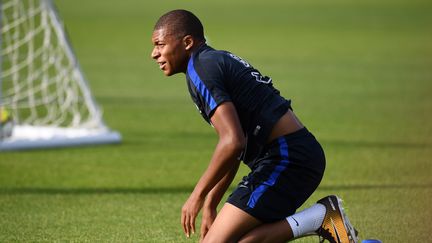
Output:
[0, 0, 121, 150]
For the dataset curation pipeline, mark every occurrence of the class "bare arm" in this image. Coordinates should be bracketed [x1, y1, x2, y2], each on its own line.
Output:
[199, 158, 240, 241]
[181, 102, 245, 238]
[204, 158, 240, 209]
[190, 102, 245, 198]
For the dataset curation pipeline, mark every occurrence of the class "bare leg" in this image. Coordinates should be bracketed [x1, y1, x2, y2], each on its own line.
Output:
[239, 219, 293, 243]
[202, 203, 262, 243]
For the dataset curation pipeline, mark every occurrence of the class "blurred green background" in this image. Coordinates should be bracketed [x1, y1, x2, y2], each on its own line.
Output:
[1, 0, 431, 242]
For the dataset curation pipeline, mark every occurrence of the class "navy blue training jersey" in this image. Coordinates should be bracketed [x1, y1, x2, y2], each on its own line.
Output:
[186, 44, 291, 167]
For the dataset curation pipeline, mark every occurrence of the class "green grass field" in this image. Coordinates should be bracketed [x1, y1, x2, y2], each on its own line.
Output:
[1, 0, 432, 242]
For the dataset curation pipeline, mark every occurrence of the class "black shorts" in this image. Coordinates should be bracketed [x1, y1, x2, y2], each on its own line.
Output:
[227, 128, 326, 223]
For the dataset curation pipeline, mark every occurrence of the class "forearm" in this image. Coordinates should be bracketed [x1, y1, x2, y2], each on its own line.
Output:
[190, 138, 243, 202]
[204, 158, 240, 209]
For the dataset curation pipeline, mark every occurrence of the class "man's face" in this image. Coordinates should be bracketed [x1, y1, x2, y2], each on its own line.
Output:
[151, 28, 189, 76]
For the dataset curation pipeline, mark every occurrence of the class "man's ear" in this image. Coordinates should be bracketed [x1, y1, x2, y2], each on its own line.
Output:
[183, 35, 194, 51]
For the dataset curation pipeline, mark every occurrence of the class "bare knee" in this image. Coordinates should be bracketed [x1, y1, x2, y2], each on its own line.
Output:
[201, 203, 261, 243]
[202, 220, 250, 243]
[202, 233, 236, 243]
[239, 220, 292, 243]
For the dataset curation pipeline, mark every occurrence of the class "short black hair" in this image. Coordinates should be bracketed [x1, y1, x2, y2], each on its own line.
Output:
[154, 9, 205, 41]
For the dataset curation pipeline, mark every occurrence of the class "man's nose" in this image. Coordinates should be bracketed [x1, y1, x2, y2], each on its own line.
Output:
[151, 47, 159, 59]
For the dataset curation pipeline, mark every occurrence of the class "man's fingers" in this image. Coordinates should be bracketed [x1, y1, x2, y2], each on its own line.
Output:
[181, 211, 189, 237]
[181, 211, 197, 238]
[200, 225, 208, 242]
[185, 215, 190, 237]
[189, 214, 196, 235]
[184, 213, 196, 238]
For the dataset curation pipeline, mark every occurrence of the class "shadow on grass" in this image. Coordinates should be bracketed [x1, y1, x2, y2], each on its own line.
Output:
[318, 183, 432, 191]
[0, 186, 194, 195]
[1, 183, 431, 195]
[321, 139, 431, 149]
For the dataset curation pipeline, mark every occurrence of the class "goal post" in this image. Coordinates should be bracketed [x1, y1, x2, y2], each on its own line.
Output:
[0, 0, 121, 150]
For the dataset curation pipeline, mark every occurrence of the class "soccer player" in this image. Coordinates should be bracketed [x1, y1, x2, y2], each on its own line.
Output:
[151, 9, 358, 243]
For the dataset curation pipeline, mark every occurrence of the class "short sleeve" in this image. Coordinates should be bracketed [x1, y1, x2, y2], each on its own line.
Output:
[187, 54, 231, 120]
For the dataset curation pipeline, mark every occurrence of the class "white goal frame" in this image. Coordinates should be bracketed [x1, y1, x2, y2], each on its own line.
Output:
[0, 0, 121, 150]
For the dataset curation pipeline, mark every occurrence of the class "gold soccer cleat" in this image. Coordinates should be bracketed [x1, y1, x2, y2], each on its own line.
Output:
[316, 195, 358, 243]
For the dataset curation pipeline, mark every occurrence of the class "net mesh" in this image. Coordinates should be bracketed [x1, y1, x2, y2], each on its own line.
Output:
[0, 0, 101, 128]
[0, 0, 120, 150]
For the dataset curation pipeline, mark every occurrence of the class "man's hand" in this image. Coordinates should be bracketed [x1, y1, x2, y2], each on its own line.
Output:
[181, 193, 205, 238]
[200, 207, 217, 242]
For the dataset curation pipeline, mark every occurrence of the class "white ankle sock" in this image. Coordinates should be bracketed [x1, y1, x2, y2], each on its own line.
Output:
[286, 203, 326, 238]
